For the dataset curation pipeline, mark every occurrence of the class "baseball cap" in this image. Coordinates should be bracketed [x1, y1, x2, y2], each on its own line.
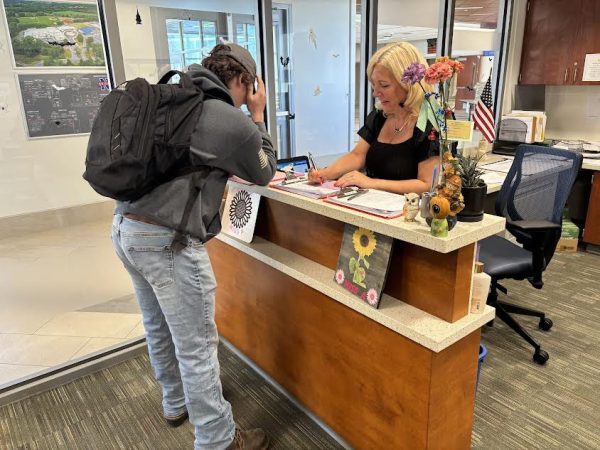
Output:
[210, 43, 257, 79]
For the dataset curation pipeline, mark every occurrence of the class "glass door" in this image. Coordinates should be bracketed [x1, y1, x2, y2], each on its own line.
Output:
[272, 4, 294, 158]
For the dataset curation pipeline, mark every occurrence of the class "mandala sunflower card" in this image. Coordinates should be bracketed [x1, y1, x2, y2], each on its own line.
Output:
[334, 224, 394, 309]
[221, 187, 261, 243]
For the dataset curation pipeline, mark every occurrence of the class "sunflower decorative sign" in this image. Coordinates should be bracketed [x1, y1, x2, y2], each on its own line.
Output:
[334, 224, 394, 309]
[221, 187, 261, 243]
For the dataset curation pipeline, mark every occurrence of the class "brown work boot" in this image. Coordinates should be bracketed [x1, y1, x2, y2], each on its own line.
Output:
[225, 427, 269, 450]
[163, 409, 188, 427]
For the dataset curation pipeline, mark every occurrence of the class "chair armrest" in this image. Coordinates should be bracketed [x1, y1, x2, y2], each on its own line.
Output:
[506, 220, 561, 289]
[507, 220, 561, 233]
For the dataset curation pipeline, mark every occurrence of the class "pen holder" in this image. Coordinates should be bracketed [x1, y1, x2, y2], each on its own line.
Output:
[420, 192, 433, 219]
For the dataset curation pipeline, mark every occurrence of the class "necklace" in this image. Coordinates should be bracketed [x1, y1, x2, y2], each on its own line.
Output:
[393, 117, 409, 135]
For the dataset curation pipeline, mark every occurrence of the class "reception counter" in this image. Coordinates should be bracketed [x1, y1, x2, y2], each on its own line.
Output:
[206, 181, 505, 449]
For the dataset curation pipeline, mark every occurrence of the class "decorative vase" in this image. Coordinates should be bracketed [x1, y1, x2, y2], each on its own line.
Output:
[447, 215, 458, 230]
[458, 182, 487, 222]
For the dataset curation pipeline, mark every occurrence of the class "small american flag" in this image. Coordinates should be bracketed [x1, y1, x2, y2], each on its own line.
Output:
[473, 75, 495, 143]
[98, 77, 110, 91]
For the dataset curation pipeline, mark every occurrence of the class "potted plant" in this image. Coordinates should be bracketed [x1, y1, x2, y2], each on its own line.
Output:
[456, 154, 487, 222]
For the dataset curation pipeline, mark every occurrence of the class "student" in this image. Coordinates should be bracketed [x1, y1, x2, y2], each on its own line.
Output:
[111, 44, 275, 450]
[308, 41, 439, 194]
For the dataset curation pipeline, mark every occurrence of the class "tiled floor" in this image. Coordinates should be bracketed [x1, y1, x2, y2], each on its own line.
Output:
[0, 219, 142, 388]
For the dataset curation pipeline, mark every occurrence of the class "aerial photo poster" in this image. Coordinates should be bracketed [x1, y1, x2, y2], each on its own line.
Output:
[3, 0, 106, 67]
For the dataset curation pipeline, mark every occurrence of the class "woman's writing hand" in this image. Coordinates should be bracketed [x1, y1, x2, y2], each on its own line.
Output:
[308, 168, 325, 184]
[334, 170, 372, 188]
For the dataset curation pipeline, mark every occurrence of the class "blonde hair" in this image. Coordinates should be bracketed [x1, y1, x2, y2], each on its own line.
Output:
[367, 42, 432, 118]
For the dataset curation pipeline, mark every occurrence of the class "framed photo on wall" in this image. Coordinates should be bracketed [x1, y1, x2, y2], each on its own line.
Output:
[2, 0, 106, 68]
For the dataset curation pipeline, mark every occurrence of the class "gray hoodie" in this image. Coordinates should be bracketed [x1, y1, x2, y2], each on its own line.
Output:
[115, 67, 276, 242]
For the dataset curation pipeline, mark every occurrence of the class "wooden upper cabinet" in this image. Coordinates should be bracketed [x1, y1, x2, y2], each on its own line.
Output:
[576, 0, 600, 85]
[519, 0, 599, 85]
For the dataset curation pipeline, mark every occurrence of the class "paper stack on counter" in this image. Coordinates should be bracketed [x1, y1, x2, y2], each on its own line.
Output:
[271, 178, 341, 199]
[480, 171, 507, 185]
[480, 158, 514, 173]
[325, 189, 406, 219]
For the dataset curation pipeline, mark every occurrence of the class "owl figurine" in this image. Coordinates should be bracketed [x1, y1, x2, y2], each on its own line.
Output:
[403, 193, 420, 222]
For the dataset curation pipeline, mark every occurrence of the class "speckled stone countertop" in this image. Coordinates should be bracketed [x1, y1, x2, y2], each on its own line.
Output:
[216, 233, 495, 352]
[229, 180, 505, 254]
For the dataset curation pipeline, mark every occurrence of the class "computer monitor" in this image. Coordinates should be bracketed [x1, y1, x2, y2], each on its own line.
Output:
[276, 156, 310, 174]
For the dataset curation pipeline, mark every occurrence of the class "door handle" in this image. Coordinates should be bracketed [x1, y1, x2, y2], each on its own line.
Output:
[288, 113, 295, 119]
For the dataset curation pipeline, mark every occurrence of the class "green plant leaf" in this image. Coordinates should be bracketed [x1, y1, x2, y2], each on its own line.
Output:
[349, 257, 358, 274]
[457, 153, 486, 187]
[356, 266, 366, 283]
[363, 257, 370, 269]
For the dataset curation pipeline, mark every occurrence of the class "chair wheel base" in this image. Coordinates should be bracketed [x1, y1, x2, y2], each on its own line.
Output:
[533, 349, 549, 365]
[539, 317, 553, 331]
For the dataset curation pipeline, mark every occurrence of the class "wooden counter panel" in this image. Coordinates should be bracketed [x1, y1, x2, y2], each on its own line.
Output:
[583, 172, 600, 245]
[208, 239, 477, 449]
[428, 330, 480, 448]
[385, 243, 475, 323]
[254, 197, 344, 270]
[254, 198, 474, 323]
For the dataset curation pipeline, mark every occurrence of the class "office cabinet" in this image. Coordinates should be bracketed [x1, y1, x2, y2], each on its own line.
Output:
[519, 0, 600, 85]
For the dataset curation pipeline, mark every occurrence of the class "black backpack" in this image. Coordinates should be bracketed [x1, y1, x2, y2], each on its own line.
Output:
[83, 70, 206, 201]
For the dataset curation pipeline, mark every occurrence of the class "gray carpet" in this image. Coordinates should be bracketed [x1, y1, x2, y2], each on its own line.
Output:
[1, 250, 599, 449]
[0, 345, 343, 450]
[473, 249, 600, 450]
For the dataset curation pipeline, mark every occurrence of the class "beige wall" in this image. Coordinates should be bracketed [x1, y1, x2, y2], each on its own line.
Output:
[545, 86, 600, 141]
[452, 29, 495, 55]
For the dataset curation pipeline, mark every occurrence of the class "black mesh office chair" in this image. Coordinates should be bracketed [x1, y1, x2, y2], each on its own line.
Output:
[479, 145, 582, 365]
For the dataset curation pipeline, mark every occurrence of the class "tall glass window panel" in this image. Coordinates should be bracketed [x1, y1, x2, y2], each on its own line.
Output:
[116, 2, 260, 84]
[450, 0, 503, 146]
[272, 0, 356, 159]
[371, 0, 442, 139]
[376, 0, 441, 62]
[352, 0, 362, 141]
[0, 0, 131, 391]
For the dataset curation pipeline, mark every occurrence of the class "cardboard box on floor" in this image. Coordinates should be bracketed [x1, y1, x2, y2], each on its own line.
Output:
[558, 209, 579, 252]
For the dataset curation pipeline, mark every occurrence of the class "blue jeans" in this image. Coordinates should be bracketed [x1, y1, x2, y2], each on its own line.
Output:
[112, 214, 235, 450]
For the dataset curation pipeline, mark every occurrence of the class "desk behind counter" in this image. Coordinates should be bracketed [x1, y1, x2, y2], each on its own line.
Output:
[480, 154, 600, 246]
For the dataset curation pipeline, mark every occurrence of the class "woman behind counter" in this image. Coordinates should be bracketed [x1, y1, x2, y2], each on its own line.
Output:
[308, 42, 439, 194]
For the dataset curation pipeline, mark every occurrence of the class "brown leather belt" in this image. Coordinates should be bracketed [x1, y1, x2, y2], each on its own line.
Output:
[123, 213, 163, 226]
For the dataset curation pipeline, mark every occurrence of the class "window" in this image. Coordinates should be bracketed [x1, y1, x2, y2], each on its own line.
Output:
[235, 23, 257, 58]
[166, 19, 217, 70]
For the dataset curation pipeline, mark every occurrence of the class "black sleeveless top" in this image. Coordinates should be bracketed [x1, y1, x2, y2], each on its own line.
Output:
[358, 110, 439, 181]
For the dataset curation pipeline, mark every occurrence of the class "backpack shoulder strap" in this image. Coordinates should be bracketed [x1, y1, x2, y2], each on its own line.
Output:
[171, 167, 211, 251]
